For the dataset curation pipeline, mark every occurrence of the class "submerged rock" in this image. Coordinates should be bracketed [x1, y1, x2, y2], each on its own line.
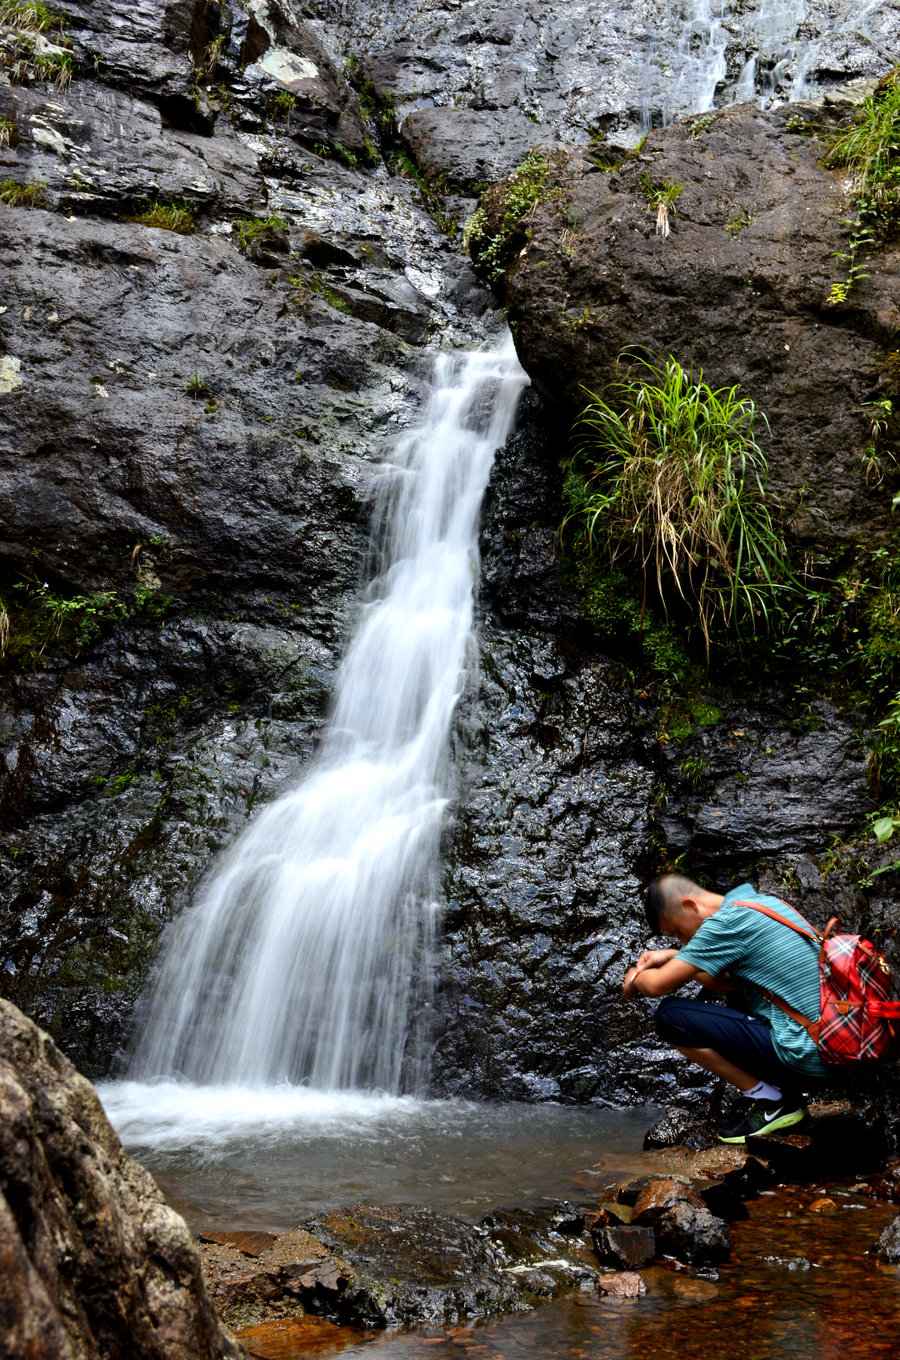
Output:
[0, 998, 246, 1360]
[875, 1214, 900, 1263]
[301, 1203, 529, 1326]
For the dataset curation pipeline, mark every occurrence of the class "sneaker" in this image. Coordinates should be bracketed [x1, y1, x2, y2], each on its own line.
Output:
[717, 1097, 807, 1144]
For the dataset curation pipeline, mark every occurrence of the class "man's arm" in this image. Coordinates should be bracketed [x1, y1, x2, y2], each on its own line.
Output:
[623, 955, 702, 997]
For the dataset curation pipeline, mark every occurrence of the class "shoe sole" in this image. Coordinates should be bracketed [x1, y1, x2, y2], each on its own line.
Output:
[717, 1108, 807, 1144]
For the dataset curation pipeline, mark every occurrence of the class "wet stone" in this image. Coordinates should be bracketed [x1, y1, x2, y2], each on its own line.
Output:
[597, 1271, 646, 1299]
[632, 1180, 730, 1267]
[590, 1224, 656, 1271]
[875, 1214, 900, 1264]
[200, 1231, 281, 1258]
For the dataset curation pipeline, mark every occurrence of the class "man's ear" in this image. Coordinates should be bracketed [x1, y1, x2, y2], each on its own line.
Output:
[680, 895, 703, 915]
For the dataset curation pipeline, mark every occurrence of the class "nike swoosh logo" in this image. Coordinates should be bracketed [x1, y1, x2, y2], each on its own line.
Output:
[762, 1109, 783, 1123]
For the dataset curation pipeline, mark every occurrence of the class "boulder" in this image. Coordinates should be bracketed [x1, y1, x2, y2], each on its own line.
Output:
[483, 107, 900, 553]
[632, 1179, 730, 1266]
[0, 997, 246, 1360]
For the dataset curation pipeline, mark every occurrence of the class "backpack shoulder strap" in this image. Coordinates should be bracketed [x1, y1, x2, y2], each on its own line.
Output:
[733, 899, 823, 1043]
[734, 899, 823, 945]
[751, 982, 821, 1046]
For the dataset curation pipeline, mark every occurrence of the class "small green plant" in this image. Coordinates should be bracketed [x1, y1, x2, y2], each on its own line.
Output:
[332, 141, 359, 170]
[465, 152, 566, 282]
[289, 272, 350, 314]
[824, 66, 900, 300]
[0, 1, 64, 32]
[273, 89, 296, 115]
[202, 33, 225, 78]
[726, 206, 752, 234]
[564, 354, 788, 657]
[640, 173, 683, 238]
[126, 198, 196, 234]
[184, 373, 209, 398]
[689, 113, 716, 138]
[0, 177, 45, 206]
[233, 214, 287, 249]
[106, 770, 138, 796]
[0, 116, 15, 147]
[679, 754, 705, 788]
[356, 78, 398, 138]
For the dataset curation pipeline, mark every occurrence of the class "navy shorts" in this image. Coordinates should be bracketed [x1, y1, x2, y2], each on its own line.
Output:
[654, 995, 805, 1088]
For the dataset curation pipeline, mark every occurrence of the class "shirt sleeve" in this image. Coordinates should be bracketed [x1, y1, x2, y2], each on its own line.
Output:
[677, 912, 747, 978]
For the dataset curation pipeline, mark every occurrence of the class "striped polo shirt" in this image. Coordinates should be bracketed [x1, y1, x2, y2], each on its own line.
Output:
[677, 882, 828, 1078]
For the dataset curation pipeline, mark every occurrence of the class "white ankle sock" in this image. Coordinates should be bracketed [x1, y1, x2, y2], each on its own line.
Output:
[745, 1079, 782, 1102]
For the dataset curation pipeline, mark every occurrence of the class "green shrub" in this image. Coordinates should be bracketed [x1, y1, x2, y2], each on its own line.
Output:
[0, 177, 45, 206]
[825, 65, 900, 301]
[465, 152, 566, 282]
[564, 355, 788, 657]
[125, 198, 196, 234]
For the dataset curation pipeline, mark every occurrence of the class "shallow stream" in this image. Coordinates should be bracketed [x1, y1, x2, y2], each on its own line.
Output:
[97, 1086, 655, 1229]
[232, 1187, 900, 1360]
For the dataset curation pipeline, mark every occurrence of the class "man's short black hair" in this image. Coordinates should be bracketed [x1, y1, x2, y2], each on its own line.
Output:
[645, 881, 664, 934]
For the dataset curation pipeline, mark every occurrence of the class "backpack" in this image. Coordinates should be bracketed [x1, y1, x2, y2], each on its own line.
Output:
[737, 899, 900, 1066]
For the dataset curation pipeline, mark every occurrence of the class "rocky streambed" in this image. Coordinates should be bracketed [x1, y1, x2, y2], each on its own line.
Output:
[7, 992, 900, 1360]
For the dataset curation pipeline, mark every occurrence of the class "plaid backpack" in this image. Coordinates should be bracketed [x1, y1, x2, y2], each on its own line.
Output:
[738, 900, 900, 1066]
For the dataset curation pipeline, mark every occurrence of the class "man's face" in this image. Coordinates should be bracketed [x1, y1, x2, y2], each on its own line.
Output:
[659, 908, 695, 945]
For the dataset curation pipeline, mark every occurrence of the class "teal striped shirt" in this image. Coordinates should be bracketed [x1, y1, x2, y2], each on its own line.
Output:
[677, 882, 828, 1079]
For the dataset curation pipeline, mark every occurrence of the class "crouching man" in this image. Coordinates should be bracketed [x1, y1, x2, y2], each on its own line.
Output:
[623, 874, 828, 1143]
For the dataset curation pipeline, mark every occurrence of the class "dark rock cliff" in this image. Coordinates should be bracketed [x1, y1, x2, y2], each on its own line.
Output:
[1, 0, 898, 1118]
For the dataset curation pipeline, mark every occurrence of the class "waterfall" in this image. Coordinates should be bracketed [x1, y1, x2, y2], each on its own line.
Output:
[641, 0, 882, 128]
[128, 336, 528, 1092]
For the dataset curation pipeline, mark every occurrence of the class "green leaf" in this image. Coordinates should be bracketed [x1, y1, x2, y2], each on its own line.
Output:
[872, 815, 897, 844]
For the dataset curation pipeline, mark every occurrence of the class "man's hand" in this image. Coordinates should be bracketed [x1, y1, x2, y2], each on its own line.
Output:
[635, 948, 678, 971]
[622, 948, 678, 996]
[622, 953, 702, 998]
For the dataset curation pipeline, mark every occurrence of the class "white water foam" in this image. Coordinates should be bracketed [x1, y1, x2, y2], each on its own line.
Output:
[124, 336, 529, 1095]
[96, 1079, 429, 1150]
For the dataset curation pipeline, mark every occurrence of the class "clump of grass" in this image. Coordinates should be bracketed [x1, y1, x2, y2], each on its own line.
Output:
[1, 1, 73, 87]
[233, 214, 287, 249]
[272, 89, 296, 121]
[465, 152, 566, 282]
[289, 272, 350, 314]
[125, 198, 196, 234]
[640, 173, 683, 238]
[0, 176, 46, 206]
[564, 354, 788, 658]
[0, 1, 64, 33]
[184, 373, 209, 398]
[825, 65, 900, 301]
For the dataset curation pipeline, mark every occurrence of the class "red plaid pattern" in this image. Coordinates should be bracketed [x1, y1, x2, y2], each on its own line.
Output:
[819, 933, 900, 1065]
[740, 900, 900, 1067]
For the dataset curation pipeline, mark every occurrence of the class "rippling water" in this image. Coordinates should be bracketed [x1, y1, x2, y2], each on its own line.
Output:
[97, 1083, 655, 1230]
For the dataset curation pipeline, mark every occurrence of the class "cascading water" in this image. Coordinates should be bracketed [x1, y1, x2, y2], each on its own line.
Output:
[641, 0, 884, 128]
[126, 336, 528, 1094]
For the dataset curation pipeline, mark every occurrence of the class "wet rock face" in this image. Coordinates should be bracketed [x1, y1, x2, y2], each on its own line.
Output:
[0, 0, 487, 1072]
[486, 109, 900, 552]
[0, 998, 246, 1360]
[324, 0, 897, 160]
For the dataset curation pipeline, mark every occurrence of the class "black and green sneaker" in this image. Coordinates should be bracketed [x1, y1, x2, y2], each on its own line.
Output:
[717, 1098, 807, 1144]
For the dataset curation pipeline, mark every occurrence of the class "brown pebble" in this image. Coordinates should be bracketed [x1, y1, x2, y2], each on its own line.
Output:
[598, 1271, 647, 1299]
[809, 1197, 838, 1214]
